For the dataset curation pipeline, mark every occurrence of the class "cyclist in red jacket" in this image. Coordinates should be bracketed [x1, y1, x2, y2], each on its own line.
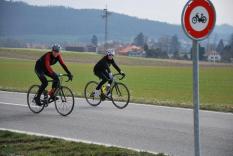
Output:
[34, 44, 73, 105]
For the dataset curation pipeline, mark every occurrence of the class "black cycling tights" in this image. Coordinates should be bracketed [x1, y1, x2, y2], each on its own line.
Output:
[95, 71, 112, 90]
[35, 72, 59, 99]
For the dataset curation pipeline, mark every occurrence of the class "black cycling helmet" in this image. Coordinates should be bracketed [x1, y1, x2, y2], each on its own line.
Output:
[52, 44, 61, 53]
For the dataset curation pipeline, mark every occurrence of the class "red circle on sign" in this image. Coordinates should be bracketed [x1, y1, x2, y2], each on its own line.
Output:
[182, 0, 216, 40]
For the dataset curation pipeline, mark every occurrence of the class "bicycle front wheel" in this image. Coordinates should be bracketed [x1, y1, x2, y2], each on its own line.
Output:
[84, 81, 101, 106]
[111, 82, 130, 109]
[27, 85, 45, 113]
[55, 86, 74, 116]
[203, 16, 207, 23]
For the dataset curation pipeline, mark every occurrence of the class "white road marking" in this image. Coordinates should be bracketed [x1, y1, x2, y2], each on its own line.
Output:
[0, 102, 27, 107]
[0, 90, 232, 115]
[0, 90, 187, 109]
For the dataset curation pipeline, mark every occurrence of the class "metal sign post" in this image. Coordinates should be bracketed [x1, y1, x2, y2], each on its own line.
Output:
[182, 1, 216, 156]
[192, 39, 200, 156]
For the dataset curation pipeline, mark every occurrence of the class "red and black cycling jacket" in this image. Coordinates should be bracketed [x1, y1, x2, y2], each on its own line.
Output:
[37, 52, 71, 76]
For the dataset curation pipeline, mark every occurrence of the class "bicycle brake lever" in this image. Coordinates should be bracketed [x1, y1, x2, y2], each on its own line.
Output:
[119, 75, 125, 80]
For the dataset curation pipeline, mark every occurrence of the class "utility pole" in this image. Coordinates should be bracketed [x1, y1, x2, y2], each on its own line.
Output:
[102, 5, 111, 50]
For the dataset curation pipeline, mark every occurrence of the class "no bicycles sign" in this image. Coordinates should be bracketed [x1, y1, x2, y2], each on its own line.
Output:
[182, 0, 216, 40]
[182, 1, 216, 156]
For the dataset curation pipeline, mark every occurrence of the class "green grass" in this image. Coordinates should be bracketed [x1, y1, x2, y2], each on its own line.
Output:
[0, 130, 165, 156]
[0, 47, 210, 66]
[0, 48, 233, 112]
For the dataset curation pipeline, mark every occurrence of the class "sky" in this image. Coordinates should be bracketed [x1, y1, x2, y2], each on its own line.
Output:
[12, 0, 233, 26]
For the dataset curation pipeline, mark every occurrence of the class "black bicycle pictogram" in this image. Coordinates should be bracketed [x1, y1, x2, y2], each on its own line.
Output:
[192, 13, 207, 24]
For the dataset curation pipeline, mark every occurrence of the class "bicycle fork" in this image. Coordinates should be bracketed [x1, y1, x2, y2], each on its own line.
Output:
[58, 88, 67, 102]
[114, 84, 122, 96]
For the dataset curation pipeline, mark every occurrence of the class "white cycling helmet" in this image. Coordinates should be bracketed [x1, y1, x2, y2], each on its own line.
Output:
[52, 44, 61, 53]
[106, 49, 115, 56]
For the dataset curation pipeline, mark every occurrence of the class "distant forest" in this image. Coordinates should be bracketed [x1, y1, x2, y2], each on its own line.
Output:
[0, 0, 232, 44]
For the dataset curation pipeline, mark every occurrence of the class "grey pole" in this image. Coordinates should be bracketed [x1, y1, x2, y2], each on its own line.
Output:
[192, 39, 201, 156]
[102, 7, 110, 50]
[104, 8, 108, 49]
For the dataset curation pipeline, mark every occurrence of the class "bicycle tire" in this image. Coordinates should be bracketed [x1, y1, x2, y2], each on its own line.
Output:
[27, 85, 45, 113]
[55, 86, 74, 116]
[84, 81, 101, 106]
[111, 82, 130, 109]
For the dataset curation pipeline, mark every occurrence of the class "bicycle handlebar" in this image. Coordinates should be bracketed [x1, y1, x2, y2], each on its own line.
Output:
[48, 74, 71, 82]
[113, 73, 126, 80]
[59, 74, 72, 82]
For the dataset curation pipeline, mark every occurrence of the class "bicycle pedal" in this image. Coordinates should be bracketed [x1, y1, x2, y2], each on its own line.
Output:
[48, 97, 59, 103]
[41, 99, 48, 106]
[48, 99, 54, 103]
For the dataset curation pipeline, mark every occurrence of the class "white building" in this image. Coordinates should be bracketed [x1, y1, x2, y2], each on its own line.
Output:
[207, 51, 221, 62]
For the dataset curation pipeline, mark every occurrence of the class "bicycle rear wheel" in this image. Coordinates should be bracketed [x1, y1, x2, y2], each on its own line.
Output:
[27, 85, 45, 113]
[55, 86, 74, 116]
[192, 17, 197, 24]
[111, 82, 130, 109]
[84, 81, 101, 106]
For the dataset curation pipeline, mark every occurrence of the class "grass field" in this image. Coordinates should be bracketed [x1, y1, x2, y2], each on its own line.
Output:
[0, 130, 165, 156]
[0, 48, 232, 112]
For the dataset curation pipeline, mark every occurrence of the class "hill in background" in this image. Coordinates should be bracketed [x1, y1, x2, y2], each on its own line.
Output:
[0, 0, 233, 44]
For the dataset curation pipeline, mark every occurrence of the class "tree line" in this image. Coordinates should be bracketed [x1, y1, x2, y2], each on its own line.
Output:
[132, 32, 233, 62]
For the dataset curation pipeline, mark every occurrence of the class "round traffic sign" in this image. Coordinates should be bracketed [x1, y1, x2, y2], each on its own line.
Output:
[182, 0, 216, 40]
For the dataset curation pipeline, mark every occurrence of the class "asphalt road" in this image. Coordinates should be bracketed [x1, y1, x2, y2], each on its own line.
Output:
[0, 91, 232, 156]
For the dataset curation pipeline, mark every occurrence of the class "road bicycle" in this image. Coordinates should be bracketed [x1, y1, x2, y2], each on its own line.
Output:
[84, 73, 130, 109]
[27, 74, 74, 116]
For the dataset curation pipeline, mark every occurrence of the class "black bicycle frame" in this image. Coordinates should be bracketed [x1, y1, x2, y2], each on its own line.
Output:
[46, 74, 70, 102]
[101, 73, 125, 99]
